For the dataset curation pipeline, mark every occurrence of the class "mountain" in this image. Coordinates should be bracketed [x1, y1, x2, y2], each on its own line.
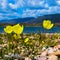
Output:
[0, 17, 35, 24]
[0, 14, 60, 26]
[25, 14, 60, 24]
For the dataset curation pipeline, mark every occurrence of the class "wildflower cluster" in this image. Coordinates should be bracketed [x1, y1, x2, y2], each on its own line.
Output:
[4, 24, 24, 34]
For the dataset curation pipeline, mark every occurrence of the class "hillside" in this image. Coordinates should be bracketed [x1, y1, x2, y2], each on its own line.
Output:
[0, 14, 60, 26]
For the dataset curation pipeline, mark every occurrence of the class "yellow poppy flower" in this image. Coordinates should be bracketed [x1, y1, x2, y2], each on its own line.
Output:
[12, 24, 24, 34]
[13, 34, 17, 39]
[43, 20, 54, 30]
[13, 34, 20, 39]
[42, 41, 45, 44]
[4, 25, 13, 33]
[24, 38, 29, 43]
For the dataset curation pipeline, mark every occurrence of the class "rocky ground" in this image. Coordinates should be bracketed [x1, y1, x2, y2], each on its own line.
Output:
[0, 33, 60, 60]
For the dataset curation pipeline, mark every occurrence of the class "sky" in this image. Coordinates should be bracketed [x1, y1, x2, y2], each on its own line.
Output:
[0, 0, 60, 20]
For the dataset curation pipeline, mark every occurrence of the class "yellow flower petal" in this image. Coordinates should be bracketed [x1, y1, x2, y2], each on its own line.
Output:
[43, 20, 54, 30]
[4, 25, 13, 33]
[43, 20, 48, 29]
[24, 38, 29, 43]
[13, 34, 17, 39]
[47, 23, 54, 29]
[12, 24, 24, 34]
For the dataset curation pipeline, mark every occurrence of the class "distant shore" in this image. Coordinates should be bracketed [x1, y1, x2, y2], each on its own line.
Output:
[0, 23, 60, 27]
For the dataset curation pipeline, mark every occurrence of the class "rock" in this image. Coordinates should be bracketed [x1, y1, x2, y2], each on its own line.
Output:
[48, 47, 54, 54]
[41, 50, 48, 56]
[37, 56, 47, 60]
[48, 55, 58, 60]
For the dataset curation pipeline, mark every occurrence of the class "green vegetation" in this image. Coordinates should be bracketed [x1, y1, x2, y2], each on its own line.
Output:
[0, 33, 60, 59]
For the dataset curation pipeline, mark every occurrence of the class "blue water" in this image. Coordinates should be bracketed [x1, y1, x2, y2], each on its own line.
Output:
[0, 26, 60, 33]
[24, 26, 60, 33]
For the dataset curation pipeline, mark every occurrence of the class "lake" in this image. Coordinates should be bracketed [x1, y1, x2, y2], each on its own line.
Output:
[0, 26, 60, 33]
